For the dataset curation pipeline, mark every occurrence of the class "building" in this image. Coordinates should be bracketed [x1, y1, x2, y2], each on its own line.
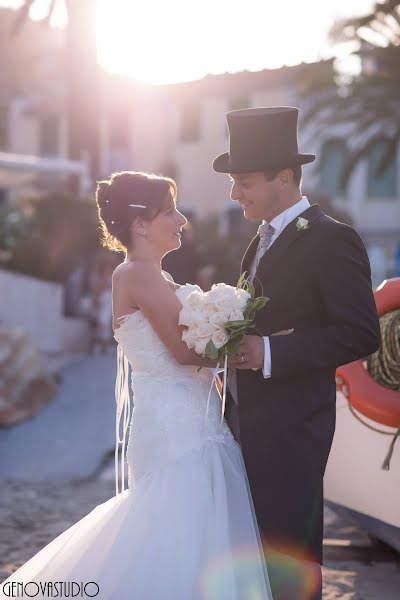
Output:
[101, 62, 399, 285]
[1, 4, 398, 284]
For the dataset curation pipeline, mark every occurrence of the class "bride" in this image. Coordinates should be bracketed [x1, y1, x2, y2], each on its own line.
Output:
[0, 171, 272, 600]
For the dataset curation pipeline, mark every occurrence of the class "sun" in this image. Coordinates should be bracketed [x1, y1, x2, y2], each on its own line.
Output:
[95, 0, 375, 86]
[96, 0, 213, 85]
[95, 0, 327, 86]
[1, 0, 377, 85]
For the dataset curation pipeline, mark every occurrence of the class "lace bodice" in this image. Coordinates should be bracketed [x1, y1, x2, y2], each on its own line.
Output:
[112, 284, 234, 497]
[113, 285, 211, 382]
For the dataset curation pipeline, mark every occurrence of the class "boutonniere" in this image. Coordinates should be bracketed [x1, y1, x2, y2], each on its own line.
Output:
[296, 217, 310, 232]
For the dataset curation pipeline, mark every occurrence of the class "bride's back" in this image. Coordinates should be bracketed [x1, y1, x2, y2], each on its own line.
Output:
[113, 283, 233, 486]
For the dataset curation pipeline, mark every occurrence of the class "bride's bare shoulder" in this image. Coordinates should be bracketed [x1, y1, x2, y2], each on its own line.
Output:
[161, 270, 180, 290]
[112, 261, 178, 293]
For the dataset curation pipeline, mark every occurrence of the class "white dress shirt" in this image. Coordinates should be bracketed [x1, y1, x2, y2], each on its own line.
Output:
[255, 196, 311, 378]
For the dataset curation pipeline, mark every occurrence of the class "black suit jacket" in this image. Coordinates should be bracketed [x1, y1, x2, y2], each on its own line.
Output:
[231, 204, 380, 564]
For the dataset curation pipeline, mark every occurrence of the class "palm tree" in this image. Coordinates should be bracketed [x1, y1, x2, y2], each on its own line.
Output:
[12, 0, 101, 191]
[301, 0, 400, 186]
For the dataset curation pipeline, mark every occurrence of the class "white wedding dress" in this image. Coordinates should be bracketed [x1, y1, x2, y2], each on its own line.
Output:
[1, 284, 272, 600]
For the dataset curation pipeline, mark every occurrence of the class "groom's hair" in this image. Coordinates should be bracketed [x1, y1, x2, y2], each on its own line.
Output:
[264, 164, 302, 188]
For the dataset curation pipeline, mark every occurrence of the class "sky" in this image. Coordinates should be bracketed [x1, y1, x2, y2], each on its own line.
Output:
[1, 0, 375, 84]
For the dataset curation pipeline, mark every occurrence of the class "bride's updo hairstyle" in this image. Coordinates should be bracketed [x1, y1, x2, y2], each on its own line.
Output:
[96, 171, 177, 252]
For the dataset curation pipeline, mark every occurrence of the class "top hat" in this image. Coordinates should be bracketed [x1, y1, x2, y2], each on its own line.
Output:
[213, 106, 315, 174]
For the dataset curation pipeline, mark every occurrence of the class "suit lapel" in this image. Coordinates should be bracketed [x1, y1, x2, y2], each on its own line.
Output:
[241, 204, 323, 286]
[256, 204, 323, 280]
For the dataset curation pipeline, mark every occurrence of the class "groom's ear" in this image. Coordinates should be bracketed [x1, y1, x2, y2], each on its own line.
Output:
[277, 168, 293, 188]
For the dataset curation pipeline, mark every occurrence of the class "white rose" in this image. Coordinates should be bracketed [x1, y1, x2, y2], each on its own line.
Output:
[209, 311, 230, 327]
[182, 328, 196, 349]
[212, 328, 230, 349]
[179, 305, 206, 328]
[210, 286, 240, 313]
[217, 298, 240, 315]
[196, 321, 218, 338]
[235, 288, 251, 310]
[194, 337, 209, 355]
[296, 217, 309, 231]
[179, 307, 194, 327]
[177, 283, 202, 304]
[209, 283, 237, 302]
[201, 300, 217, 315]
[187, 291, 203, 310]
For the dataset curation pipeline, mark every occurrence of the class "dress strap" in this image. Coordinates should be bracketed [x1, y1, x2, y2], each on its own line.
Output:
[115, 343, 132, 499]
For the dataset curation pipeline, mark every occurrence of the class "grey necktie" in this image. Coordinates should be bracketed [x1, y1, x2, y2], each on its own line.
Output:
[228, 222, 275, 406]
[252, 223, 275, 278]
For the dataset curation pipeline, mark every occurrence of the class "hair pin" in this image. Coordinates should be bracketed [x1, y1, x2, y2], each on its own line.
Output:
[129, 204, 146, 209]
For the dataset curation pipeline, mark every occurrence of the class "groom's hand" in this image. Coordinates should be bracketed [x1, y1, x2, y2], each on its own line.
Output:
[230, 335, 264, 370]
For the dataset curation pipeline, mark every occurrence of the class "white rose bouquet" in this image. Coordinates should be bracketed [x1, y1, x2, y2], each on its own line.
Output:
[179, 272, 269, 362]
[179, 274, 269, 423]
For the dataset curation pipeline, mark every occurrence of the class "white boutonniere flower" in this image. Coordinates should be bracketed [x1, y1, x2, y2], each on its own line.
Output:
[296, 217, 309, 232]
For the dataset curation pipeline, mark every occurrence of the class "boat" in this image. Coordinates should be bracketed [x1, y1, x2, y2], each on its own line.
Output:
[324, 278, 400, 552]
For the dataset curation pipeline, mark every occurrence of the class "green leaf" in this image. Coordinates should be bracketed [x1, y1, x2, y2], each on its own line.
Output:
[228, 331, 245, 342]
[224, 319, 253, 328]
[236, 272, 248, 289]
[244, 295, 269, 321]
[250, 296, 269, 312]
[204, 339, 219, 360]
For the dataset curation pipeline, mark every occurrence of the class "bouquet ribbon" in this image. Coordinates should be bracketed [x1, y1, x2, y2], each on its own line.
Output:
[205, 353, 228, 428]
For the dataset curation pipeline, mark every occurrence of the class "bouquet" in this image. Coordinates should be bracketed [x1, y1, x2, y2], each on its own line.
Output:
[179, 274, 269, 423]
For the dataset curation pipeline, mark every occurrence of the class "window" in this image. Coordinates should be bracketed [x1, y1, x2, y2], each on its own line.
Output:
[319, 139, 348, 196]
[40, 116, 59, 156]
[180, 101, 201, 143]
[367, 140, 396, 198]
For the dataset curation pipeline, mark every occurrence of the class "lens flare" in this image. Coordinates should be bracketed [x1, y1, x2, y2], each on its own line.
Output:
[201, 541, 321, 600]
[201, 545, 269, 600]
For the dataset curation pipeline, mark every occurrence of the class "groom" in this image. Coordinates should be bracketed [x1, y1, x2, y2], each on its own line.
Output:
[213, 107, 381, 600]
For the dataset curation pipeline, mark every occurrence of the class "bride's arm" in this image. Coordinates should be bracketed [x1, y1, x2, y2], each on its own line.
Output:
[119, 262, 215, 368]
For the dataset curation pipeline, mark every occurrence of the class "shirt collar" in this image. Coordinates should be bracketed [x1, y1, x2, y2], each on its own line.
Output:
[263, 196, 311, 235]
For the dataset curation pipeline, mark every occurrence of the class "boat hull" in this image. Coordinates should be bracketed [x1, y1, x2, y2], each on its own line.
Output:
[324, 391, 400, 549]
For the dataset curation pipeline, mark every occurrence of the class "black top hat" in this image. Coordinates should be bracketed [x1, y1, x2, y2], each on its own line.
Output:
[213, 106, 315, 174]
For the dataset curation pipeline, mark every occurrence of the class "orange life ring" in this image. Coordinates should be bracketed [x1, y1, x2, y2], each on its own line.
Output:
[336, 278, 400, 428]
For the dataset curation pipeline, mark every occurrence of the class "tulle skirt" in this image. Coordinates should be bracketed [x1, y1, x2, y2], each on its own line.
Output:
[0, 439, 272, 600]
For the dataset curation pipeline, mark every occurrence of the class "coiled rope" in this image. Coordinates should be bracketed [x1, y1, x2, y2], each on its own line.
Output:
[353, 309, 400, 470]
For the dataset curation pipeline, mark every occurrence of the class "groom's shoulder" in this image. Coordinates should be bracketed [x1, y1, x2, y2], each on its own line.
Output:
[316, 211, 367, 253]
[317, 211, 362, 240]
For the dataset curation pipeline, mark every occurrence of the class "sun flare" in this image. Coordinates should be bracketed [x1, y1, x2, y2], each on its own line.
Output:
[5, 0, 375, 86]
[95, 0, 372, 86]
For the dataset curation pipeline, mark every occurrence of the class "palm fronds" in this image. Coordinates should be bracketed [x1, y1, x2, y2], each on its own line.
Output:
[301, 1, 400, 185]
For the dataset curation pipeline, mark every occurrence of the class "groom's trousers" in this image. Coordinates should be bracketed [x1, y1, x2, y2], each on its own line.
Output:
[224, 388, 241, 445]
